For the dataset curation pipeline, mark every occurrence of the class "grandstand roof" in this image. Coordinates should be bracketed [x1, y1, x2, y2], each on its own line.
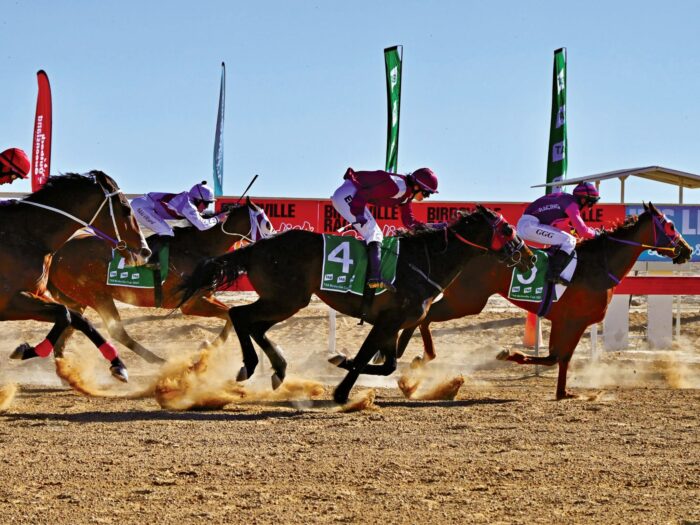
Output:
[531, 166, 700, 203]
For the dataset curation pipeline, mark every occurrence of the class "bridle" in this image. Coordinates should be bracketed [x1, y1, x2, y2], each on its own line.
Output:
[602, 210, 685, 285]
[607, 211, 683, 259]
[220, 204, 275, 243]
[449, 210, 526, 267]
[20, 175, 134, 251]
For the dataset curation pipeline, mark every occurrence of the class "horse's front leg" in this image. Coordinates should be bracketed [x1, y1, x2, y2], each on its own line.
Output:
[496, 319, 587, 399]
[333, 323, 399, 404]
[180, 294, 231, 350]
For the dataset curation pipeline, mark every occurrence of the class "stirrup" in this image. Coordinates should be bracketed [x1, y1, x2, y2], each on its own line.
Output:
[367, 278, 396, 292]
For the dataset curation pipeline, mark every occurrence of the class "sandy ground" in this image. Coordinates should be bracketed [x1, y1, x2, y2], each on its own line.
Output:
[0, 293, 699, 524]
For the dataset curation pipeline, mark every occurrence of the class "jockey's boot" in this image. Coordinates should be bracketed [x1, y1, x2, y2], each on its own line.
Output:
[145, 235, 171, 269]
[367, 241, 396, 292]
[546, 249, 572, 286]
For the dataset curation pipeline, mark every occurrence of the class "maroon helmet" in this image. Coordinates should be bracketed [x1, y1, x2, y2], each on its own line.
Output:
[573, 181, 600, 205]
[0, 148, 30, 179]
[410, 168, 438, 194]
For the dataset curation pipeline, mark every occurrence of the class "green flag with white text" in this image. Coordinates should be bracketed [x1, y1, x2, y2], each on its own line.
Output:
[545, 48, 567, 194]
[384, 46, 403, 173]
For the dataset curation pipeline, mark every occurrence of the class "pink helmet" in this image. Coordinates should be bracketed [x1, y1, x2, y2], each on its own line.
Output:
[188, 181, 215, 204]
[573, 181, 600, 204]
[410, 168, 438, 194]
[0, 148, 30, 178]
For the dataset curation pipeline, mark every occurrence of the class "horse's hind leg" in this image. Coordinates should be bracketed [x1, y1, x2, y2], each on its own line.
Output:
[249, 320, 287, 389]
[229, 298, 306, 384]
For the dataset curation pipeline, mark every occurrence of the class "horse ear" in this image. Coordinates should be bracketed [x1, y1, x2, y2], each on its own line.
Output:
[648, 202, 658, 214]
[246, 196, 251, 206]
[642, 201, 649, 212]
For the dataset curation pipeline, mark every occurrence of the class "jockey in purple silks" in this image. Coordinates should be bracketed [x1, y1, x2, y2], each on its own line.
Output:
[331, 167, 439, 291]
[131, 180, 228, 264]
[0, 148, 30, 185]
[517, 181, 600, 285]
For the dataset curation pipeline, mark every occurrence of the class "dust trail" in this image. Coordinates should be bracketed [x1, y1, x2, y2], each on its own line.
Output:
[569, 345, 700, 391]
[397, 363, 464, 400]
[154, 348, 325, 410]
[0, 384, 18, 411]
[337, 389, 378, 413]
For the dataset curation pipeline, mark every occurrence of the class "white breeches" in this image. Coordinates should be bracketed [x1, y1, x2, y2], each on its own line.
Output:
[330, 180, 383, 244]
[517, 215, 576, 254]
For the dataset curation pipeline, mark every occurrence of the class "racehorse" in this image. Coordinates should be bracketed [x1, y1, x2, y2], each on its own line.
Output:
[1, 171, 151, 381]
[396, 202, 692, 399]
[47, 198, 273, 363]
[178, 205, 536, 403]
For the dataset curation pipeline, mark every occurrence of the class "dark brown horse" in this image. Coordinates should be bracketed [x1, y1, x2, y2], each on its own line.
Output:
[179, 206, 536, 403]
[2, 171, 151, 381]
[47, 198, 273, 363]
[396, 202, 692, 399]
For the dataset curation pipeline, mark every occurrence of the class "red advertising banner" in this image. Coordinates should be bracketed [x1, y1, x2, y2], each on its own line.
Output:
[32, 70, 52, 192]
[218, 197, 626, 291]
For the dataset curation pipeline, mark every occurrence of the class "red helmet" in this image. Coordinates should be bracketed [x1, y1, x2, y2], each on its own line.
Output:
[0, 148, 30, 179]
[573, 181, 599, 204]
[410, 168, 438, 194]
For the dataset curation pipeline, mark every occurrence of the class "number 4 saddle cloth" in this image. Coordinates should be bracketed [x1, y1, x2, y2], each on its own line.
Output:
[320, 235, 399, 295]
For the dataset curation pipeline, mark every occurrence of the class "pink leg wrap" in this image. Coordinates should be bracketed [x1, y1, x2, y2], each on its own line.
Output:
[98, 342, 118, 361]
[34, 339, 54, 358]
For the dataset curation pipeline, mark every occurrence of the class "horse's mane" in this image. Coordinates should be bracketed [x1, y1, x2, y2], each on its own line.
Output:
[576, 213, 642, 252]
[398, 209, 478, 240]
[25, 171, 106, 202]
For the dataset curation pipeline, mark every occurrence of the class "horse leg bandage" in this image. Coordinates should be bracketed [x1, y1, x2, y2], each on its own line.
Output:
[34, 339, 54, 358]
[98, 342, 119, 361]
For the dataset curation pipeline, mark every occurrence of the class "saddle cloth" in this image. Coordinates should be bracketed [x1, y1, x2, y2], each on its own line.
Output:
[507, 248, 576, 303]
[319, 235, 399, 296]
[107, 246, 169, 288]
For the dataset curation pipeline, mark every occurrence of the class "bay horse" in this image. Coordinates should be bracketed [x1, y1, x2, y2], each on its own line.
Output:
[178, 205, 536, 403]
[396, 202, 692, 399]
[47, 198, 273, 363]
[1, 171, 151, 382]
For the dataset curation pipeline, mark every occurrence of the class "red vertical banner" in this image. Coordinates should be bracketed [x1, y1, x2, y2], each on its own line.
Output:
[32, 70, 52, 192]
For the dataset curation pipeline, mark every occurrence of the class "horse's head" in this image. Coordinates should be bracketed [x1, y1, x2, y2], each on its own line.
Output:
[88, 171, 151, 265]
[452, 205, 535, 271]
[220, 197, 276, 242]
[641, 202, 692, 264]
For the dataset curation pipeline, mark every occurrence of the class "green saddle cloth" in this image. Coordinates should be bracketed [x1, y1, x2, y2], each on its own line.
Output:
[107, 246, 169, 288]
[507, 248, 560, 302]
[320, 235, 399, 296]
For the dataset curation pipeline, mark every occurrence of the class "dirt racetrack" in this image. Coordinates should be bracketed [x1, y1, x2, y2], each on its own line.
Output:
[0, 294, 698, 524]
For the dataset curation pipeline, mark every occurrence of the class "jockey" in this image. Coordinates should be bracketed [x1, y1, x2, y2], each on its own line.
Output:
[131, 181, 228, 261]
[0, 148, 30, 185]
[517, 181, 600, 285]
[331, 167, 439, 290]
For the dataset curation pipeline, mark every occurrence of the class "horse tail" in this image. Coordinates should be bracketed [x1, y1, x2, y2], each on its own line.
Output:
[178, 247, 251, 306]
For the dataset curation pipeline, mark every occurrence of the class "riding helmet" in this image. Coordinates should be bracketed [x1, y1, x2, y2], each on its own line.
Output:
[0, 148, 30, 178]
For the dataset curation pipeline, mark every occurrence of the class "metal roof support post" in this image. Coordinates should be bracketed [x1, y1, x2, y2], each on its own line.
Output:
[619, 175, 628, 203]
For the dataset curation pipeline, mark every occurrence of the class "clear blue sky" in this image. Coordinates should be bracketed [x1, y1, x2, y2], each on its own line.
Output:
[3, 1, 700, 203]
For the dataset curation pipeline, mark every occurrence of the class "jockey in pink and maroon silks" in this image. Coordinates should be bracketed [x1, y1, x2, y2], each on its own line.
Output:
[517, 181, 600, 285]
[331, 167, 439, 290]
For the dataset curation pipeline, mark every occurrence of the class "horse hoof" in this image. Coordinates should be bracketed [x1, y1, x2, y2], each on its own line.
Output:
[410, 356, 424, 369]
[271, 373, 283, 390]
[327, 354, 346, 367]
[333, 389, 349, 405]
[496, 349, 510, 361]
[110, 364, 129, 383]
[10, 343, 34, 360]
[236, 366, 249, 382]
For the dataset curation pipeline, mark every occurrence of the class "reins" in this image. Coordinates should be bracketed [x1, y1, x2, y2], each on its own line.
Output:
[20, 179, 129, 250]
